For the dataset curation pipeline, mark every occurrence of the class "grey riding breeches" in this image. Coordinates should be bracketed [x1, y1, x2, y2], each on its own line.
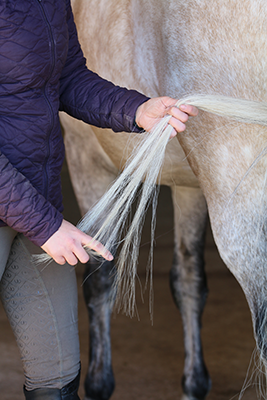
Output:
[0, 227, 80, 391]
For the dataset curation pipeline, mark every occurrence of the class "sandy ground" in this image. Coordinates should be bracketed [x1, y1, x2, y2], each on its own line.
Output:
[0, 160, 258, 400]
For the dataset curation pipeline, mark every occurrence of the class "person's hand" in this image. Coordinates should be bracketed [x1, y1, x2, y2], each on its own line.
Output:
[41, 219, 113, 266]
[135, 97, 198, 138]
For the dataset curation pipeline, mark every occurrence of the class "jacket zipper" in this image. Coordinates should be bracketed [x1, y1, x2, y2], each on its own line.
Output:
[36, 0, 56, 199]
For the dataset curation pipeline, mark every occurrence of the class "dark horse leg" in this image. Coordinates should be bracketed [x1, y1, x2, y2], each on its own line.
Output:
[170, 186, 211, 400]
[63, 126, 120, 400]
[82, 258, 116, 400]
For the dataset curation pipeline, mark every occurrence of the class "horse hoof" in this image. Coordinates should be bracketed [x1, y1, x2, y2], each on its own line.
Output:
[181, 394, 206, 400]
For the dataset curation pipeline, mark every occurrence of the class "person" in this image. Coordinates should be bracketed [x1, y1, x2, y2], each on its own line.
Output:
[0, 1, 198, 399]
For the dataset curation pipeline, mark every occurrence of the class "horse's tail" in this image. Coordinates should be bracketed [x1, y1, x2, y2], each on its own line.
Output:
[34, 94, 267, 317]
[178, 94, 267, 126]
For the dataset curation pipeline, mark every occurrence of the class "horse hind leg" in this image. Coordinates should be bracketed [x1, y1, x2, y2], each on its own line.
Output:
[170, 186, 211, 400]
[63, 117, 119, 400]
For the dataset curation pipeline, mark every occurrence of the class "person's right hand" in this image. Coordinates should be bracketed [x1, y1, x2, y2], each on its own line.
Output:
[41, 219, 113, 265]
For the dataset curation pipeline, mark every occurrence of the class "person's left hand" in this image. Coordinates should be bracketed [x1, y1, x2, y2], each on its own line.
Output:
[135, 96, 198, 138]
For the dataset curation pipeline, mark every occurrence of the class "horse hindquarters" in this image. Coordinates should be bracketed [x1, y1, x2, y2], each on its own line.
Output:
[176, 117, 267, 388]
[170, 186, 211, 400]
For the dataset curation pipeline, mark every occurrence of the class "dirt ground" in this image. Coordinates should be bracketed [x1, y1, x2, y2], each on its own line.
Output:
[0, 161, 259, 400]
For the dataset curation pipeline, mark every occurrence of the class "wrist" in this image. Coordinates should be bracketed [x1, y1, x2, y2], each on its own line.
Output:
[135, 103, 144, 129]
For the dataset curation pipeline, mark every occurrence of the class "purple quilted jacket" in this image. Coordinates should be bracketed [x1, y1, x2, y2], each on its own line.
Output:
[0, 0, 149, 246]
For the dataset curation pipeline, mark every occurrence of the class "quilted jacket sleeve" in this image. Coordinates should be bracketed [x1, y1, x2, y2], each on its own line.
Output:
[59, 0, 149, 133]
[0, 151, 63, 247]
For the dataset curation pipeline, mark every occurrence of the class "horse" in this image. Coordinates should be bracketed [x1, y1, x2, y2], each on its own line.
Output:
[60, 1, 267, 399]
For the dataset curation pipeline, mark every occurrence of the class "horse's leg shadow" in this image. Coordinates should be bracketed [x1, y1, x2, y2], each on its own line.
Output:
[170, 186, 211, 400]
[82, 257, 116, 400]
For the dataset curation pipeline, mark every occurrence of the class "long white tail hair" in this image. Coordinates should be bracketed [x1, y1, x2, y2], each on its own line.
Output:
[35, 94, 267, 316]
